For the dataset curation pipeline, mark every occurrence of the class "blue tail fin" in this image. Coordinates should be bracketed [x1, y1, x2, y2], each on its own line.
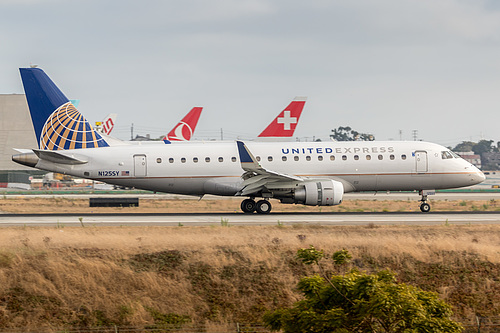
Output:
[19, 68, 109, 150]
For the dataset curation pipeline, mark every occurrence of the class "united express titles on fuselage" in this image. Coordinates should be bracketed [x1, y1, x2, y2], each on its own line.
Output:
[281, 146, 396, 155]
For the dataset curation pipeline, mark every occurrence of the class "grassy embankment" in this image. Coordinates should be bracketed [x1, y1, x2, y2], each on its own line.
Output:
[0, 223, 499, 332]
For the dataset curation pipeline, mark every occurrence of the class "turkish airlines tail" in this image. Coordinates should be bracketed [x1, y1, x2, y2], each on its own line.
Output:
[166, 107, 203, 141]
[257, 97, 306, 141]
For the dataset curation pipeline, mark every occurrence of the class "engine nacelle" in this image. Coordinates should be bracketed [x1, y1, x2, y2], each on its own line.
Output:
[293, 180, 344, 206]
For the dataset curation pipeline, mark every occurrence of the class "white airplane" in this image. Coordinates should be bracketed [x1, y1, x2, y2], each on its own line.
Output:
[13, 68, 485, 213]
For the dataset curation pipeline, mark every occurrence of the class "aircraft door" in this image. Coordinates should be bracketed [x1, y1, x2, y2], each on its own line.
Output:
[134, 155, 147, 177]
[415, 151, 428, 173]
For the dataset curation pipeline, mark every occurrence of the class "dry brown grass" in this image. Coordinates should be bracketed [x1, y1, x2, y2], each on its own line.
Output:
[0, 224, 499, 331]
[0, 197, 499, 214]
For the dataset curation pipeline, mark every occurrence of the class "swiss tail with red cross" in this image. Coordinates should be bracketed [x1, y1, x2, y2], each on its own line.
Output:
[257, 97, 306, 141]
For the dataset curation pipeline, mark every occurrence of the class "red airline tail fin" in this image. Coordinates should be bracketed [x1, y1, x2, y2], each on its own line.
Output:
[166, 107, 203, 141]
[257, 97, 306, 140]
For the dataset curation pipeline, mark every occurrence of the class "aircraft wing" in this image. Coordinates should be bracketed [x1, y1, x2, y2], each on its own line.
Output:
[236, 140, 302, 196]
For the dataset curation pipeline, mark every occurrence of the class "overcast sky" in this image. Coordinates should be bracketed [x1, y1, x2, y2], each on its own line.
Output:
[1, 0, 500, 146]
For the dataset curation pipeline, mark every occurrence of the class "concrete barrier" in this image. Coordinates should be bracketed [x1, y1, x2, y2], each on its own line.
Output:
[89, 197, 139, 207]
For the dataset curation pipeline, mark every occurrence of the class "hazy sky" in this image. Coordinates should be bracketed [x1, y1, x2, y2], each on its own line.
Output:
[1, 0, 500, 146]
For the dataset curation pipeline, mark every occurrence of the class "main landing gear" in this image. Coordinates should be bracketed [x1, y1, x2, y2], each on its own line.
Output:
[240, 198, 272, 214]
[419, 190, 431, 213]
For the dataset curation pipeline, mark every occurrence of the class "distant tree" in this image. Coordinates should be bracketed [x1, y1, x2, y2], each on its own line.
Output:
[452, 141, 476, 153]
[330, 126, 375, 141]
[263, 246, 462, 333]
[474, 140, 497, 155]
[452, 140, 499, 155]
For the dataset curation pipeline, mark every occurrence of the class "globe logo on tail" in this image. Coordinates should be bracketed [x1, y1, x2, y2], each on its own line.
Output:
[40, 102, 109, 150]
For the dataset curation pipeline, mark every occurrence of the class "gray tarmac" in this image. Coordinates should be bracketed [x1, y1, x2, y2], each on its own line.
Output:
[0, 211, 499, 227]
[1, 191, 500, 227]
[1, 191, 500, 201]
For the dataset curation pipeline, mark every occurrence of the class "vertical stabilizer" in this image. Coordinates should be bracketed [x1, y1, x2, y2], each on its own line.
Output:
[19, 68, 108, 150]
[257, 97, 306, 140]
[166, 107, 203, 141]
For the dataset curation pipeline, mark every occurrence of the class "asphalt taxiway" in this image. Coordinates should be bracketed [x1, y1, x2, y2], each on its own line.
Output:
[1, 211, 499, 227]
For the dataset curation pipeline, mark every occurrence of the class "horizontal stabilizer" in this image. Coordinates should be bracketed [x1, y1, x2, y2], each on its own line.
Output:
[33, 149, 88, 165]
[12, 148, 34, 154]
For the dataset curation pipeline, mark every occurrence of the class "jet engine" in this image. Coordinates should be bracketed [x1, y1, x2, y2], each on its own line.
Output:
[290, 180, 344, 206]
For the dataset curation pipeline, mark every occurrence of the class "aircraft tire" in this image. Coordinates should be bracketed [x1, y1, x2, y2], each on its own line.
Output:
[420, 202, 431, 213]
[255, 200, 272, 214]
[241, 199, 256, 213]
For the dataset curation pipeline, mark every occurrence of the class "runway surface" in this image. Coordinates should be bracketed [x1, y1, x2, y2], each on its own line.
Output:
[1, 211, 499, 227]
[2, 191, 500, 201]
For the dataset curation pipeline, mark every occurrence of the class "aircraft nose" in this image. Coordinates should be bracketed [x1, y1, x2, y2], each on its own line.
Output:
[469, 167, 486, 185]
[477, 170, 486, 183]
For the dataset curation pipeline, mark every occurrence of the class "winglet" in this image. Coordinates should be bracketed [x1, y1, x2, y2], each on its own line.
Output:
[236, 140, 261, 171]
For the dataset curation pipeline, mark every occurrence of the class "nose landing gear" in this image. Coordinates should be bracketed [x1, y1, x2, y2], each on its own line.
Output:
[240, 198, 272, 214]
[419, 190, 431, 212]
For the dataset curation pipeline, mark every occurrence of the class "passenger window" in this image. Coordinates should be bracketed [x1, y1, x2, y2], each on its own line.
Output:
[354, 155, 359, 160]
[256, 156, 261, 162]
[330, 155, 335, 161]
[181, 157, 186, 163]
[193, 157, 198, 163]
[268, 156, 273, 162]
[318, 155, 323, 161]
[402, 154, 407, 160]
[366, 155, 371, 160]
[169, 158, 174, 163]
[218, 157, 223, 162]
[205, 157, 210, 163]
[294, 156, 299, 161]
[231, 157, 237, 162]
[342, 155, 347, 161]
[390, 155, 395, 160]
[378, 155, 383, 160]
[282, 156, 287, 161]
[306, 156, 311, 161]
[156, 158, 162, 163]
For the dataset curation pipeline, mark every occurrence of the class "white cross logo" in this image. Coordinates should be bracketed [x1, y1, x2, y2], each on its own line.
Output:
[277, 110, 297, 131]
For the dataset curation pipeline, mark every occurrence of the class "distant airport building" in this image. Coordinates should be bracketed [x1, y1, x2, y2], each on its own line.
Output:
[0, 94, 41, 188]
[481, 152, 500, 170]
[456, 151, 482, 169]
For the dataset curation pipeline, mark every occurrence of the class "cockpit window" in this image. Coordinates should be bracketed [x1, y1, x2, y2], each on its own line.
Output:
[451, 151, 460, 158]
[441, 151, 454, 159]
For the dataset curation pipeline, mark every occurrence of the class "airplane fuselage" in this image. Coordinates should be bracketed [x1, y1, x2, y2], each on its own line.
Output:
[29, 140, 484, 197]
